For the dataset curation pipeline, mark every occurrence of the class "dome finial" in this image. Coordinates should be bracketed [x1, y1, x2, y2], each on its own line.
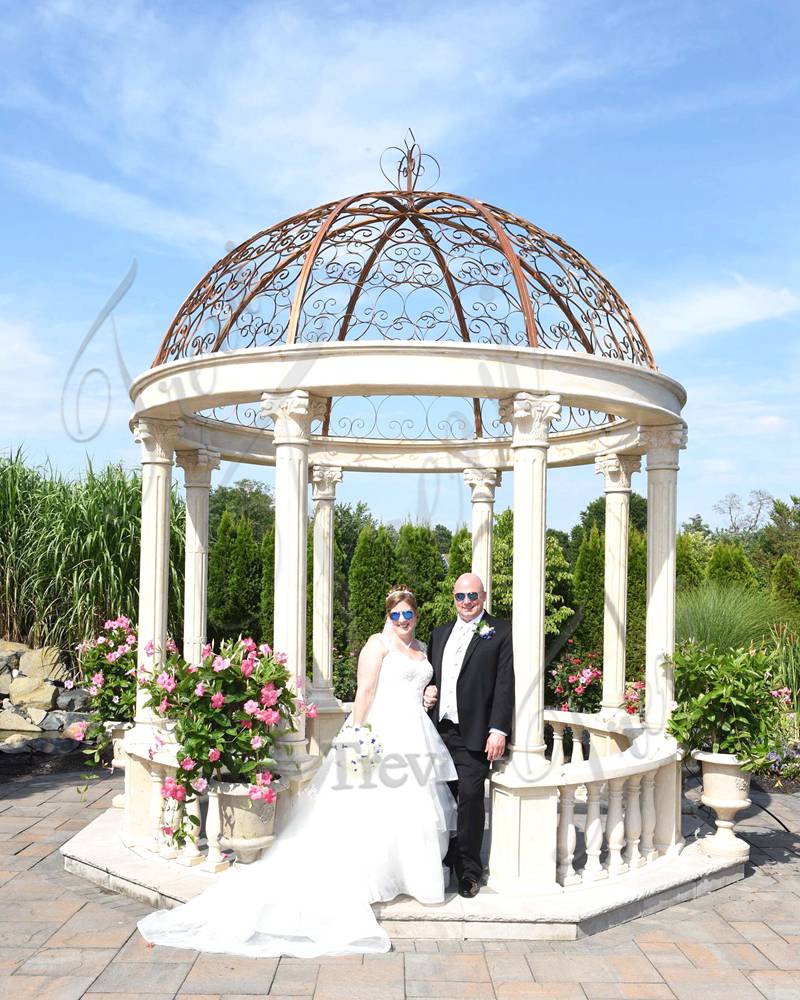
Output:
[380, 131, 440, 192]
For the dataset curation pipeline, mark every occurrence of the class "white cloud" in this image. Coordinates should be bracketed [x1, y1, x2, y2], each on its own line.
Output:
[635, 276, 800, 351]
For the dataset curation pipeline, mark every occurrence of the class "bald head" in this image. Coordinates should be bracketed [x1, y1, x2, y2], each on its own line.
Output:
[453, 573, 486, 622]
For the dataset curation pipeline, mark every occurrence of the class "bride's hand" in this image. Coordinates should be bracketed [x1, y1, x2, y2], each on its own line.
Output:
[422, 685, 438, 710]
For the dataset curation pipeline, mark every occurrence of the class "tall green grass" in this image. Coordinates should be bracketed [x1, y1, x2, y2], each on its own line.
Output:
[676, 583, 786, 652]
[0, 451, 185, 655]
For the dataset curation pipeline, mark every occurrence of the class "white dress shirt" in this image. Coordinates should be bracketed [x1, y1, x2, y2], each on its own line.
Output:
[438, 612, 484, 725]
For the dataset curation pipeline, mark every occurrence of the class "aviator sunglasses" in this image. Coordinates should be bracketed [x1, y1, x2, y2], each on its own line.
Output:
[454, 591, 480, 602]
[389, 610, 415, 621]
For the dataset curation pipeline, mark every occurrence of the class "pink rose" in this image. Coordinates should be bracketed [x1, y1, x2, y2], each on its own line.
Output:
[174, 785, 187, 802]
[166, 638, 178, 653]
[180, 757, 196, 771]
[575, 685, 585, 695]
[194, 682, 206, 697]
[567, 675, 577, 684]
[244, 699, 260, 715]
[190, 776, 208, 793]
[210, 692, 224, 709]
[261, 787, 277, 804]
[126, 633, 137, 644]
[208, 748, 221, 762]
[250, 735, 263, 750]
[241, 719, 253, 730]
[256, 770, 272, 785]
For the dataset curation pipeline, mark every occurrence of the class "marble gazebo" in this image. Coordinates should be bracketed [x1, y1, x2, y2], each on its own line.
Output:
[62, 140, 746, 937]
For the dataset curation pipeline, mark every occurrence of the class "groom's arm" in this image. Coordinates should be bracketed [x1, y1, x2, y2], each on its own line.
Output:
[488, 624, 514, 737]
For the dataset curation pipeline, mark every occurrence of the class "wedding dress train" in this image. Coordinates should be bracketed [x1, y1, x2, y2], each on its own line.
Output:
[137, 636, 457, 957]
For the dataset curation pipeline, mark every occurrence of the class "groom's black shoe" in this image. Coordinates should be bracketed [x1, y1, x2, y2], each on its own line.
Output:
[458, 876, 480, 899]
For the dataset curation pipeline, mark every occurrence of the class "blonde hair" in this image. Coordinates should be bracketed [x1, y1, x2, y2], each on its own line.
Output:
[385, 586, 418, 615]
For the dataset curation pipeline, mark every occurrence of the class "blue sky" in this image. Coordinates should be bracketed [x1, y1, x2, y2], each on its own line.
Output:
[1, 0, 799, 533]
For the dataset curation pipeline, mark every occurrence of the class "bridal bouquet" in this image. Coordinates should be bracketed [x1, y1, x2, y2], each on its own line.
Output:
[140, 635, 313, 845]
[332, 722, 384, 782]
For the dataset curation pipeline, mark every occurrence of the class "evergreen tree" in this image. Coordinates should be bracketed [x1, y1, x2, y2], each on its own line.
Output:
[705, 540, 758, 589]
[209, 480, 273, 546]
[227, 516, 261, 639]
[334, 502, 374, 578]
[433, 523, 453, 554]
[431, 526, 471, 627]
[207, 509, 237, 643]
[676, 531, 712, 591]
[394, 523, 446, 642]
[332, 530, 349, 656]
[771, 554, 800, 612]
[626, 527, 647, 678]
[573, 524, 605, 661]
[258, 523, 276, 646]
[491, 509, 514, 619]
[347, 525, 397, 649]
[579, 492, 648, 535]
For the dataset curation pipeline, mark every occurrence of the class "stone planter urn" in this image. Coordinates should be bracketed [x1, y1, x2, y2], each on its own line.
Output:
[209, 776, 289, 865]
[692, 750, 751, 860]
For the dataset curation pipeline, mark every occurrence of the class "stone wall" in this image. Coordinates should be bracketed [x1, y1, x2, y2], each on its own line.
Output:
[0, 641, 90, 749]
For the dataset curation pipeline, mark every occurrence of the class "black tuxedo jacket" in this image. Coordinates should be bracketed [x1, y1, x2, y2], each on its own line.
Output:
[427, 612, 514, 752]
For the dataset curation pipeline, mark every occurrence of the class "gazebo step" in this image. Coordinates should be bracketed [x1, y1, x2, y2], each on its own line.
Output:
[61, 806, 746, 940]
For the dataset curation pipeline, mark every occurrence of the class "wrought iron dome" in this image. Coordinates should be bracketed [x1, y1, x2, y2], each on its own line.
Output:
[153, 137, 654, 440]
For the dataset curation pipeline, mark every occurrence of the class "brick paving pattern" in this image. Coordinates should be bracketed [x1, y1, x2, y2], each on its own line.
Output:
[0, 766, 798, 999]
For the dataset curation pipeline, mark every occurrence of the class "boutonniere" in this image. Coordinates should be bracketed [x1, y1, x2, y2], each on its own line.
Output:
[474, 621, 495, 640]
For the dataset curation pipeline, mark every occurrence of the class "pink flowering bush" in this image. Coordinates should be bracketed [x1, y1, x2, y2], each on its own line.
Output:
[74, 615, 152, 764]
[547, 642, 603, 713]
[140, 635, 316, 845]
[623, 680, 646, 716]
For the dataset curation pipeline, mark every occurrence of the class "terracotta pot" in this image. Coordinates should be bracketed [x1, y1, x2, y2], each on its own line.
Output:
[210, 776, 288, 864]
[692, 750, 751, 860]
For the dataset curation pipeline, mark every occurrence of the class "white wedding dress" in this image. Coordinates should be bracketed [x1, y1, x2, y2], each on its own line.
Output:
[137, 635, 457, 957]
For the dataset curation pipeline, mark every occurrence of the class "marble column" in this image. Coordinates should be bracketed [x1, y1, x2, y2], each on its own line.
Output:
[307, 466, 347, 756]
[463, 468, 500, 611]
[595, 453, 641, 717]
[488, 393, 561, 894]
[260, 390, 323, 783]
[175, 448, 221, 666]
[123, 416, 181, 844]
[643, 423, 687, 857]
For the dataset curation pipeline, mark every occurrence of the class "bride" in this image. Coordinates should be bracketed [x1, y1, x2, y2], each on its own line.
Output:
[137, 586, 457, 957]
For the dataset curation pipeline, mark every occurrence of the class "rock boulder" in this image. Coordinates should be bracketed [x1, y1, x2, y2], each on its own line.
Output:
[0, 707, 41, 732]
[9, 676, 58, 710]
[18, 646, 68, 682]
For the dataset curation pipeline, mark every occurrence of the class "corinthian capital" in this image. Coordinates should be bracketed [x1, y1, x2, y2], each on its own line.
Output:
[176, 448, 221, 486]
[260, 390, 323, 444]
[132, 417, 184, 464]
[640, 423, 688, 471]
[595, 453, 641, 493]
[499, 393, 561, 446]
[312, 465, 343, 502]
[463, 468, 501, 503]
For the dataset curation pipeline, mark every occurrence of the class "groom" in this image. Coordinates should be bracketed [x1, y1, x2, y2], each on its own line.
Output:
[424, 573, 514, 898]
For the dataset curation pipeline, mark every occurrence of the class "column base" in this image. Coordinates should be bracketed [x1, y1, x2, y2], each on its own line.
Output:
[306, 700, 348, 757]
[487, 762, 559, 894]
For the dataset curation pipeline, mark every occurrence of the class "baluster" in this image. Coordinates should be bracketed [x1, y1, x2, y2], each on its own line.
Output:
[177, 794, 204, 867]
[201, 785, 229, 873]
[160, 799, 180, 860]
[557, 786, 581, 885]
[583, 781, 607, 881]
[606, 777, 628, 876]
[640, 772, 657, 863]
[624, 774, 644, 868]
[571, 727, 588, 802]
[147, 765, 164, 853]
[551, 723, 565, 765]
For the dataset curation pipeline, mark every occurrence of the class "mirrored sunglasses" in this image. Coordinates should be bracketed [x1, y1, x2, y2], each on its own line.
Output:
[454, 592, 479, 602]
[389, 610, 415, 621]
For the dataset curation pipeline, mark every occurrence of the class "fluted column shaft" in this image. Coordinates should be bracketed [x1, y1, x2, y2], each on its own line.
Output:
[132, 418, 182, 724]
[463, 468, 500, 611]
[501, 393, 560, 758]
[643, 425, 687, 734]
[596, 454, 641, 714]
[176, 449, 220, 666]
[261, 390, 321, 753]
[311, 466, 342, 703]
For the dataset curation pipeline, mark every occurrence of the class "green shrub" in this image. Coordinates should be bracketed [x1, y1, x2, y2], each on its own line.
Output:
[771, 554, 800, 614]
[573, 525, 604, 663]
[705, 540, 758, 589]
[626, 527, 647, 679]
[332, 654, 358, 702]
[347, 525, 397, 649]
[668, 642, 787, 768]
